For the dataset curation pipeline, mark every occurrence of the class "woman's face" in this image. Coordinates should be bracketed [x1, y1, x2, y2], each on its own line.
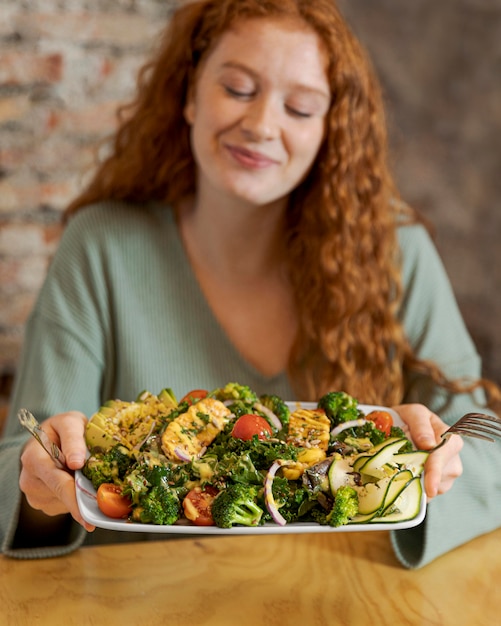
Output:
[184, 17, 331, 209]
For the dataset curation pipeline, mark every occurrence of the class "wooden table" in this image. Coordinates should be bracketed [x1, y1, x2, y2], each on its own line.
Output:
[1, 528, 498, 626]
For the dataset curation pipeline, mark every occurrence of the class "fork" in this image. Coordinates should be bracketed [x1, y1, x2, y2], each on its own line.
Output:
[426, 412, 501, 453]
[17, 408, 70, 472]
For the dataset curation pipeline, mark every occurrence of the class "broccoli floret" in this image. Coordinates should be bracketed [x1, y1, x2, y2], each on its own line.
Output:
[210, 382, 258, 404]
[318, 391, 361, 427]
[134, 485, 181, 525]
[211, 484, 264, 528]
[82, 457, 110, 490]
[124, 458, 193, 503]
[82, 444, 134, 489]
[328, 485, 359, 527]
[209, 383, 259, 418]
[258, 394, 290, 430]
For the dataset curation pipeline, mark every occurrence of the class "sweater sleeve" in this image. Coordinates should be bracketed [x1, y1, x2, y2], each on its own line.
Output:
[0, 212, 109, 558]
[390, 224, 501, 568]
[0, 319, 103, 557]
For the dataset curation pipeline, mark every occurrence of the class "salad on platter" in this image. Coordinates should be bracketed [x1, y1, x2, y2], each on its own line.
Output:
[77, 382, 427, 532]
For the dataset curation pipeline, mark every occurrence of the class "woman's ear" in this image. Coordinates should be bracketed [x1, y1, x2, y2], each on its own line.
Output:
[184, 85, 195, 125]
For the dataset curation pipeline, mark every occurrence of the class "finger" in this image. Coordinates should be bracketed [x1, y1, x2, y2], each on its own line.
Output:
[23, 477, 96, 532]
[26, 465, 96, 532]
[45, 411, 89, 470]
[423, 437, 463, 499]
[423, 455, 443, 499]
[392, 404, 440, 448]
[36, 445, 95, 531]
[20, 437, 95, 531]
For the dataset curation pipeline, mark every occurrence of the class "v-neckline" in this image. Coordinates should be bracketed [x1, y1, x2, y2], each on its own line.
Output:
[160, 204, 290, 386]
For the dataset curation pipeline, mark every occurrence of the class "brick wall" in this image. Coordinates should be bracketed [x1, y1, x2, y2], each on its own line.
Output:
[1, 1, 500, 427]
[0, 0, 175, 425]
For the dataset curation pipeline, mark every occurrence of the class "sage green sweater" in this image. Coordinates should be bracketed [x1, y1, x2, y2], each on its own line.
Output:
[2, 202, 500, 566]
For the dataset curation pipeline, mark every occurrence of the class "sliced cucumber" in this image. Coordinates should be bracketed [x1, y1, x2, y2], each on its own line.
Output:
[392, 468, 414, 482]
[356, 469, 413, 516]
[370, 476, 423, 523]
[358, 438, 408, 479]
[349, 511, 378, 524]
[352, 454, 370, 473]
[393, 450, 429, 476]
[366, 436, 405, 454]
[378, 469, 413, 512]
[356, 476, 393, 515]
[328, 455, 357, 495]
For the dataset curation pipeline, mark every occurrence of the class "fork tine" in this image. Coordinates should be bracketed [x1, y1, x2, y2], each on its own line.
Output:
[448, 412, 501, 442]
[461, 412, 501, 425]
[447, 426, 496, 442]
[428, 412, 501, 453]
[456, 417, 501, 435]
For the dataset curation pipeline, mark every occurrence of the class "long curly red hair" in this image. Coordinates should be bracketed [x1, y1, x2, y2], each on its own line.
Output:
[65, 0, 499, 409]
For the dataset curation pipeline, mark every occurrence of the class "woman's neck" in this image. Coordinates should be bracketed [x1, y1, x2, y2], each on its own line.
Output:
[174, 193, 297, 378]
[177, 193, 288, 282]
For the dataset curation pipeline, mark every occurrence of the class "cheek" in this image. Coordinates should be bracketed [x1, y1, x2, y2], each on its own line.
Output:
[191, 100, 235, 144]
[289, 124, 324, 168]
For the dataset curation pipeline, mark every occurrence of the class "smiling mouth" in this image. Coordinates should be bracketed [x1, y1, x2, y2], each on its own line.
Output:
[225, 145, 278, 169]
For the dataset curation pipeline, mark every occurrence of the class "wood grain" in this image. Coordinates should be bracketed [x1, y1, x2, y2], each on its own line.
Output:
[1, 529, 499, 626]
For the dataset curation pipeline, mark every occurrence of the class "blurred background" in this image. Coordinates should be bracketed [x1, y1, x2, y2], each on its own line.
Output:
[1, 0, 500, 424]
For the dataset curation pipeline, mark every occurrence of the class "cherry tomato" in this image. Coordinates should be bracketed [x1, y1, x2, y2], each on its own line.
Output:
[183, 486, 218, 526]
[180, 389, 209, 405]
[231, 414, 273, 441]
[96, 483, 132, 519]
[366, 410, 393, 437]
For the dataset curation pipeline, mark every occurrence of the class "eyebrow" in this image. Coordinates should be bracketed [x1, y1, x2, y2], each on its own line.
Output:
[219, 61, 330, 100]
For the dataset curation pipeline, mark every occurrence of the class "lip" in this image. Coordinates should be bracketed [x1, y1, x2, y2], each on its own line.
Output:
[225, 144, 279, 169]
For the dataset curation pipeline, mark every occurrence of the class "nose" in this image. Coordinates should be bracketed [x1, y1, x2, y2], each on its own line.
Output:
[240, 96, 280, 141]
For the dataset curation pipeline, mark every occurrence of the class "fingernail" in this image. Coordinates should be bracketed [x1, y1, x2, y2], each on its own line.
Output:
[419, 437, 436, 449]
[67, 453, 85, 466]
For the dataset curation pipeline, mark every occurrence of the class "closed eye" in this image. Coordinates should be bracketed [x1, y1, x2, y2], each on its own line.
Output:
[224, 85, 255, 99]
[285, 105, 313, 119]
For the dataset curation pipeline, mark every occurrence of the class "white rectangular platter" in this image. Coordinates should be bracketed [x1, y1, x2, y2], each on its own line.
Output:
[76, 403, 426, 533]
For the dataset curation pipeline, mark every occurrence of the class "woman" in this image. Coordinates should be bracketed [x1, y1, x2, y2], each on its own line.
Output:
[1, 0, 500, 567]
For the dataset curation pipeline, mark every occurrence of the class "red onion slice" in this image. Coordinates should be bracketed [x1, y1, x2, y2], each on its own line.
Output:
[264, 459, 297, 526]
[330, 418, 367, 437]
[254, 402, 282, 431]
[174, 445, 207, 462]
[134, 420, 157, 451]
[174, 446, 193, 462]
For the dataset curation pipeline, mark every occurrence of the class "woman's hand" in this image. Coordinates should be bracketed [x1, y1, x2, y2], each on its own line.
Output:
[19, 411, 95, 532]
[392, 403, 463, 501]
